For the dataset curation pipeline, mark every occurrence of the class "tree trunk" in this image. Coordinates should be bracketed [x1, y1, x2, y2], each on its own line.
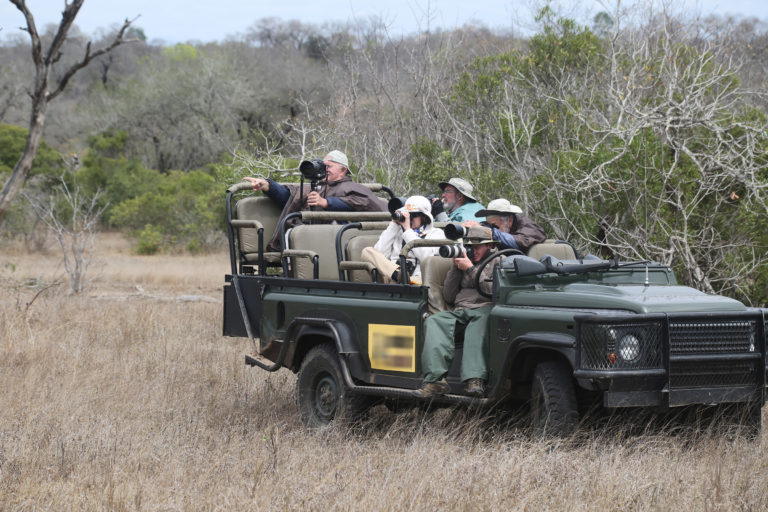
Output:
[0, 97, 47, 224]
[0, 0, 133, 226]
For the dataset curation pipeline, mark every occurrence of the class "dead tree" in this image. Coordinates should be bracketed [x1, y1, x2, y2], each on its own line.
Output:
[27, 175, 107, 294]
[0, 0, 134, 224]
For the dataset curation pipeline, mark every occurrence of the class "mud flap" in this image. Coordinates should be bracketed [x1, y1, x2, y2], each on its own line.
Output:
[223, 282, 261, 338]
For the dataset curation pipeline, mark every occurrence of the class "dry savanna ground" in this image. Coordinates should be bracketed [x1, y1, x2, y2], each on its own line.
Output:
[1, 233, 767, 511]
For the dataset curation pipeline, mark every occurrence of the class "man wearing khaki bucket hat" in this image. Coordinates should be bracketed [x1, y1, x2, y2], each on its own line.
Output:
[432, 177, 485, 223]
[465, 198, 547, 253]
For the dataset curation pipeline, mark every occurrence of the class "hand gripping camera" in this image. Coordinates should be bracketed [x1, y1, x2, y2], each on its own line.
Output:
[298, 159, 328, 211]
[387, 197, 408, 222]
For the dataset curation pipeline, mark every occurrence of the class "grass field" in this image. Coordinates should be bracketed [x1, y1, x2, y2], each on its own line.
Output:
[1, 233, 767, 510]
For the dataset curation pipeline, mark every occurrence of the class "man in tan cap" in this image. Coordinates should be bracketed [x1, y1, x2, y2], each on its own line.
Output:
[432, 177, 485, 223]
[465, 198, 546, 253]
[243, 150, 386, 249]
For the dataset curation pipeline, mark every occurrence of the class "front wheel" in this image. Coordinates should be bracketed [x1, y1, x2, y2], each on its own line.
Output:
[530, 360, 579, 437]
[296, 343, 372, 427]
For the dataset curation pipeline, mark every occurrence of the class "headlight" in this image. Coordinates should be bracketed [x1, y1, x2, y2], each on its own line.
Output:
[618, 334, 641, 363]
[579, 320, 663, 370]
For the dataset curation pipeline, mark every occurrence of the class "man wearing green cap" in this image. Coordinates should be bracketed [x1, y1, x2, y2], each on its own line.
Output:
[413, 225, 501, 398]
[243, 150, 386, 250]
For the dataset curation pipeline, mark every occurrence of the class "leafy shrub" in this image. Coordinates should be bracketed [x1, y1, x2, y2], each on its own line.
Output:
[109, 169, 224, 253]
[136, 224, 163, 255]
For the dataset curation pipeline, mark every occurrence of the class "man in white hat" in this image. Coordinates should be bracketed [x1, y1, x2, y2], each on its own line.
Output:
[242, 150, 386, 250]
[465, 198, 546, 253]
[432, 177, 485, 223]
[412, 225, 502, 399]
[360, 195, 445, 284]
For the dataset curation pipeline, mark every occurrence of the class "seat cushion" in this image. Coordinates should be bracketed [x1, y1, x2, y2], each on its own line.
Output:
[288, 224, 362, 280]
[527, 239, 577, 260]
[235, 196, 283, 258]
[344, 234, 382, 282]
[420, 256, 455, 314]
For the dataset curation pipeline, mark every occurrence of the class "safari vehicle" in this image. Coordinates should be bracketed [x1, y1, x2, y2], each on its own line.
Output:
[222, 181, 768, 435]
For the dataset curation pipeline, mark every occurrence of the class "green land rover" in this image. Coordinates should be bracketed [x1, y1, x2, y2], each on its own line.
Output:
[222, 181, 767, 435]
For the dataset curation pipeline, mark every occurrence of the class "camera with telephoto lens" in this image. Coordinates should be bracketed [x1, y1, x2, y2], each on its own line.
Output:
[439, 244, 474, 260]
[387, 197, 407, 223]
[444, 223, 467, 240]
[299, 159, 327, 184]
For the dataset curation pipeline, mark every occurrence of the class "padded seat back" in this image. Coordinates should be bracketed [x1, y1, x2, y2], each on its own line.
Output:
[527, 239, 577, 261]
[420, 256, 455, 314]
[288, 224, 361, 280]
[235, 196, 283, 263]
[343, 233, 382, 282]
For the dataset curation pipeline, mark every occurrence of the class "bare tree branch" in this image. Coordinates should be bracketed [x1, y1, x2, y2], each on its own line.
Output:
[0, 0, 135, 224]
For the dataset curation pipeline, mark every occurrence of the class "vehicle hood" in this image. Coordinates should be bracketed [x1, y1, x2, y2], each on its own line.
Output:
[506, 283, 746, 314]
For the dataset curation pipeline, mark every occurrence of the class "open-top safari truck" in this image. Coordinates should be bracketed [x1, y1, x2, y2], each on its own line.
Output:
[222, 181, 767, 435]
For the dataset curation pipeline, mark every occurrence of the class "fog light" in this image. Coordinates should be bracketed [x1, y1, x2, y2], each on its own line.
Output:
[618, 334, 641, 363]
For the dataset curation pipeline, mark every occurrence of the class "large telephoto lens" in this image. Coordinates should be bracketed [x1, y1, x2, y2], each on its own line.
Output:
[444, 223, 467, 240]
[299, 159, 327, 181]
[439, 245, 463, 258]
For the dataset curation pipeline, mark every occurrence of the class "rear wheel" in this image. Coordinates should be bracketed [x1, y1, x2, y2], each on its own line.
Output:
[530, 360, 579, 437]
[296, 343, 372, 427]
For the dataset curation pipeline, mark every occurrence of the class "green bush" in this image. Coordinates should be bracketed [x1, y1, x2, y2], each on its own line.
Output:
[108, 169, 224, 253]
[136, 224, 163, 255]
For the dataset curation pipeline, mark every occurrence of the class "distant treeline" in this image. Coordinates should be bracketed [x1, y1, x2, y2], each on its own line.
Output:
[1, 8, 767, 304]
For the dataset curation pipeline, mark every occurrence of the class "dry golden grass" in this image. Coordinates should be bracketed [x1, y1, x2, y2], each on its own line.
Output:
[2, 233, 767, 510]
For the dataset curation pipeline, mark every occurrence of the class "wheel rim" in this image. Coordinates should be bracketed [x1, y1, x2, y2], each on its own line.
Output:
[313, 373, 339, 421]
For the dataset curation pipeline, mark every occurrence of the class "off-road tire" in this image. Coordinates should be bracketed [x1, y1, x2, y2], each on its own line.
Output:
[530, 360, 579, 437]
[296, 343, 372, 428]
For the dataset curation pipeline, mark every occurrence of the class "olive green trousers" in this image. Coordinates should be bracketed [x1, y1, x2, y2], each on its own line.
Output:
[421, 305, 491, 383]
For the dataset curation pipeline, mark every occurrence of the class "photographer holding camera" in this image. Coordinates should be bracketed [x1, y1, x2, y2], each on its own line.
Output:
[360, 196, 445, 285]
[412, 225, 502, 399]
[242, 150, 386, 250]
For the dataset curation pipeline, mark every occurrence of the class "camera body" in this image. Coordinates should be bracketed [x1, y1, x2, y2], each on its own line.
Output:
[388, 197, 409, 223]
[299, 159, 327, 185]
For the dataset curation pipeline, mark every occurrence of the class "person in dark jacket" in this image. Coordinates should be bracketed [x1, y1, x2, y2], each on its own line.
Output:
[464, 198, 546, 253]
[412, 226, 503, 399]
[242, 150, 386, 250]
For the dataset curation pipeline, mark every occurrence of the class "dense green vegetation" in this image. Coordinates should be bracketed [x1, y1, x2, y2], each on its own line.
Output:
[2, 7, 767, 304]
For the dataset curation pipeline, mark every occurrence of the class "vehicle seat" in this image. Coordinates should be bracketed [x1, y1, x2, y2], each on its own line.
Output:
[234, 196, 283, 268]
[285, 224, 361, 280]
[342, 234, 382, 282]
[527, 239, 578, 260]
[420, 256, 455, 314]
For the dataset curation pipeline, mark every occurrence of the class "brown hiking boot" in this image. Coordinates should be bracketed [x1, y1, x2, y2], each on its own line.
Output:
[412, 378, 450, 398]
[464, 379, 486, 398]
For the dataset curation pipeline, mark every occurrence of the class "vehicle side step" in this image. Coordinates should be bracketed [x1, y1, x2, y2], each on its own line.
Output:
[349, 384, 491, 406]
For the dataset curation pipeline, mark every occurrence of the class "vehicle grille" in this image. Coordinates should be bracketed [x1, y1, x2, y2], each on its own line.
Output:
[669, 318, 760, 389]
[669, 320, 756, 355]
[670, 360, 758, 388]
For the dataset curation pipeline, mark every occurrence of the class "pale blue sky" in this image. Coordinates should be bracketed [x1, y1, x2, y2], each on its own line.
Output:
[1, 0, 765, 44]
